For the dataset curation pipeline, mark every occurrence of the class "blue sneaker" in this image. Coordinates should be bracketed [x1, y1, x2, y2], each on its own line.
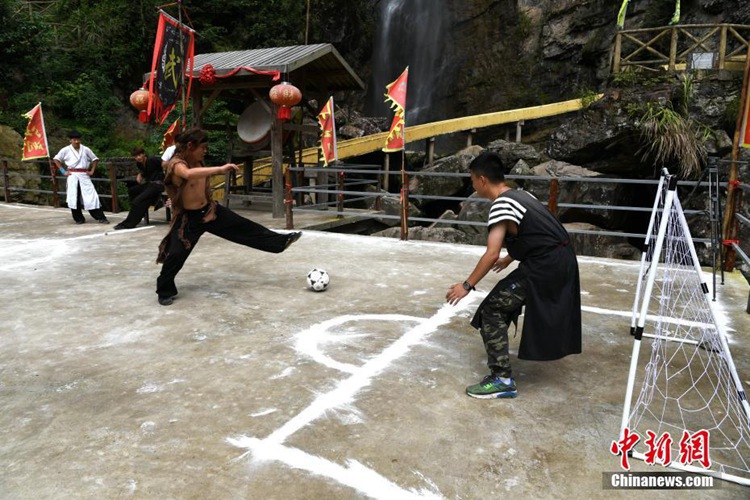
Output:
[466, 374, 517, 399]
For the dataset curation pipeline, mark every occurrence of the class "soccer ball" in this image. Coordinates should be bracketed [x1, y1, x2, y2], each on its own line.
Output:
[306, 268, 330, 292]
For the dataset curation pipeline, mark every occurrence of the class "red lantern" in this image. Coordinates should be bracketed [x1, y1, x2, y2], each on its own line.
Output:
[269, 81, 302, 121]
[129, 87, 149, 112]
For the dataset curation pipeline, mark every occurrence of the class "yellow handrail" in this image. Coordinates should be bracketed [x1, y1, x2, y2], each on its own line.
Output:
[225, 95, 603, 191]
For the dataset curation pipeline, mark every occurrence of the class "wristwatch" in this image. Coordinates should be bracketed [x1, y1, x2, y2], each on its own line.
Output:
[462, 281, 475, 292]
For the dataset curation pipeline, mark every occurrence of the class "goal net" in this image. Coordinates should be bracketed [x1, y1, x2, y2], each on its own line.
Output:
[620, 169, 750, 485]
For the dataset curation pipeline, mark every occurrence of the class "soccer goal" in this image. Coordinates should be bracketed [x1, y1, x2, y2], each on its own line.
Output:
[619, 168, 750, 485]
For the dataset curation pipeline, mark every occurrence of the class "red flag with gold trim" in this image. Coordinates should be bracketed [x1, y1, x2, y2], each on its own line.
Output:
[21, 103, 50, 161]
[317, 97, 337, 166]
[161, 118, 180, 152]
[383, 67, 408, 152]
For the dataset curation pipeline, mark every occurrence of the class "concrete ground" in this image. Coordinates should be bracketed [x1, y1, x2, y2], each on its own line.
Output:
[1, 202, 749, 500]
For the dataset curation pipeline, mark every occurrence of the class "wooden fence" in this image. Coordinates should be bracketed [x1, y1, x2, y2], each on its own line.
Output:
[613, 24, 750, 73]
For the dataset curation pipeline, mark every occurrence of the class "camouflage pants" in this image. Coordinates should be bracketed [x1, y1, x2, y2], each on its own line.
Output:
[478, 279, 527, 378]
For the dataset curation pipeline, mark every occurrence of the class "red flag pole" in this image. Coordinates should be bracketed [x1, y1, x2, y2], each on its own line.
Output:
[400, 149, 408, 241]
[178, 1, 187, 128]
[48, 158, 60, 208]
[722, 48, 750, 271]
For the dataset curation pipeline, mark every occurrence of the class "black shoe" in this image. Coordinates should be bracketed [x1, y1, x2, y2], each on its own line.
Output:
[284, 231, 302, 250]
[114, 223, 132, 230]
[158, 296, 174, 306]
[98, 219, 110, 224]
[75, 220, 85, 225]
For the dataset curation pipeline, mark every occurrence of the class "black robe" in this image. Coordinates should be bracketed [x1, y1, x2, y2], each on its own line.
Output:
[471, 189, 582, 361]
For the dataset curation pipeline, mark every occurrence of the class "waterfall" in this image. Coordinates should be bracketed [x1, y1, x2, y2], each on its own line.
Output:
[367, 0, 446, 126]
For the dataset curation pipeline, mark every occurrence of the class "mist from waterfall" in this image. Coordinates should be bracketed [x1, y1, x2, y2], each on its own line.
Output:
[366, 0, 446, 126]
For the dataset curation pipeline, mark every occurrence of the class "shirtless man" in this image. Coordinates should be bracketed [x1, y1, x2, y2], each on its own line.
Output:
[155, 127, 301, 306]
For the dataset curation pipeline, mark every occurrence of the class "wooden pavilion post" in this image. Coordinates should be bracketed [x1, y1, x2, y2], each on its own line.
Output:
[613, 31, 623, 74]
[271, 113, 284, 218]
[2, 160, 10, 203]
[108, 162, 119, 213]
[669, 26, 678, 72]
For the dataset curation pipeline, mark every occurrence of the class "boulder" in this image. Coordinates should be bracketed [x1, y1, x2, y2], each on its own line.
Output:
[565, 222, 641, 260]
[408, 145, 482, 205]
[373, 225, 470, 244]
[486, 139, 546, 168]
[364, 186, 421, 227]
[453, 192, 491, 245]
[524, 160, 630, 229]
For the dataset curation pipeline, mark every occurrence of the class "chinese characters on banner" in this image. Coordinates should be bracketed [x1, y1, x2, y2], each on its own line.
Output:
[611, 428, 711, 470]
[21, 103, 50, 161]
[317, 97, 337, 166]
[147, 10, 195, 125]
[383, 67, 409, 153]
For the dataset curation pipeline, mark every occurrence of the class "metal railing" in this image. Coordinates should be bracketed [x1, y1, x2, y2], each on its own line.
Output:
[2, 157, 141, 212]
[287, 165, 717, 243]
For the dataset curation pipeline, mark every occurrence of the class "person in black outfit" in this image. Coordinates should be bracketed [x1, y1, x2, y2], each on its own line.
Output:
[446, 151, 582, 399]
[114, 148, 165, 230]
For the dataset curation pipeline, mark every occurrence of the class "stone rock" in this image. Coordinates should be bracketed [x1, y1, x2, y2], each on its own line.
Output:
[544, 92, 648, 176]
[453, 192, 491, 245]
[565, 222, 641, 260]
[364, 186, 421, 227]
[486, 139, 546, 168]
[408, 145, 482, 205]
[373, 225, 470, 244]
[430, 209, 458, 227]
[338, 125, 365, 139]
[525, 161, 632, 230]
[0, 125, 24, 159]
[704, 129, 733, 157]
[335, 108, 389, 136]
[530, 160, 600, 178]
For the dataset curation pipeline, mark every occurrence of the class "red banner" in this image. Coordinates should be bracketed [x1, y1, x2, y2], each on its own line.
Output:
[385, 67, 408, 110]
[147, 11, 195, 124]
[383, 67, 408, 153]
[161, 118, 180, 152]
[21, 103, 50, 161]
[317, 97, 337, 166]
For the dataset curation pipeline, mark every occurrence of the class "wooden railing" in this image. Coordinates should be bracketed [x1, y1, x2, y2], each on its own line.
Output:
[613, 24, 750, 73]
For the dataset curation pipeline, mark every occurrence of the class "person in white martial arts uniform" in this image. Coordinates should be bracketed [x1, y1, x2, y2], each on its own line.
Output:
[53, 130, 109, 224]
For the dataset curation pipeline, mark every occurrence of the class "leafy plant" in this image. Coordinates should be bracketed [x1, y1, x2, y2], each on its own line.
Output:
[579, 88, 600, 108]
[636, 101, 708, 179]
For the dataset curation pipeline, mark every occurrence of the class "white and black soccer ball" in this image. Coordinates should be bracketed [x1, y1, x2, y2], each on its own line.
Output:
[306, 268, 330, 292]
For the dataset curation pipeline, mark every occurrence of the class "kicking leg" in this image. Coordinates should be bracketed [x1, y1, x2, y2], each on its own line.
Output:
[206, 204, 300, 253]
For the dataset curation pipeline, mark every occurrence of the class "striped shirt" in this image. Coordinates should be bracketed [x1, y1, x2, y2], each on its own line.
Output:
[487, 191, 535, 227]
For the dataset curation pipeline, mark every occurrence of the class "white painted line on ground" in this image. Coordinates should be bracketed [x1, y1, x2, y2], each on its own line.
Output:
[229, 297, 482, 499]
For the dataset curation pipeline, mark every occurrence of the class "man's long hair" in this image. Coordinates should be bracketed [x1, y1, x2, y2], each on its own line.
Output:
[173, 127, 207, 157]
